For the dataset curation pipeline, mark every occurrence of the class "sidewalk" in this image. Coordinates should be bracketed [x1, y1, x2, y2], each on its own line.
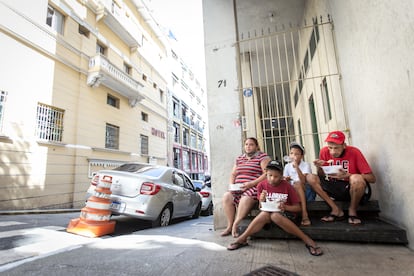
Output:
[2, 212, 414, 275]
[140, 216, 414, 275]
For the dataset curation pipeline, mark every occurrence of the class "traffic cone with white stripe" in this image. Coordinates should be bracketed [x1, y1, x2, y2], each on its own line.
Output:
[67, 175, 116, 237]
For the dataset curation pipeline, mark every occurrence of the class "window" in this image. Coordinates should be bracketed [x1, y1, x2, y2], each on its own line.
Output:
[123, 63, 131, 75]
[172, 73, 178, 88]
[182, 127, 189, 146]
[0, 91, 7, 132]
[173, 147, 182, 169]
[140, 134, 148, 155]
[297, 119, 303, 146]
[153, 82, 157, 89]
[191, 152, 197, 170]
[142, 74, 147, 81]
[321, 78, 332, 122]
[197, 136, 203, 150]
[182, 149, 190, 171]
[308, 95, 320, 157]
[173, 122, 180, 143]
[107, 94, 119, 108]
[310, 22, 320, 59]
[173, 98, 180, 119]
[190, 132, 196, 148]
[36, 103, 64, 142]
[96, 42, 107, 55]
[46, 5, 64, 35]
[182, 104, 189, 124]
[173, 172, 184, 187]
[159, 89, 164, 103]
[198, 153, 203, 171]
[183, 174, 195, 190]
[105, 123, 119, 149]
[171, 50, 178, 60]
[78, 24, 89, 38]
[141, 112, 148, 122]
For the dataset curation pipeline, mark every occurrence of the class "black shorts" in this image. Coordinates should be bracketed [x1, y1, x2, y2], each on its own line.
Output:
[319, 176, 371, 204]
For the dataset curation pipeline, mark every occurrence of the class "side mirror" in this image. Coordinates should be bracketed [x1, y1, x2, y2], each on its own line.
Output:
[195, 187, 201, 192]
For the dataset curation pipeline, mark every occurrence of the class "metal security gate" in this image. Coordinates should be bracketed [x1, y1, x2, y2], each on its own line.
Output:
[237, 16, 348, 162]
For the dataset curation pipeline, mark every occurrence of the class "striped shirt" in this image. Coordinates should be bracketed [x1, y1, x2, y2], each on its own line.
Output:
[234, 152, 268, 184]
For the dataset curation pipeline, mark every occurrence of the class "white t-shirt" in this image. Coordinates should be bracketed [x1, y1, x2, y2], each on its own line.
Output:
[283, 161, 312, 183]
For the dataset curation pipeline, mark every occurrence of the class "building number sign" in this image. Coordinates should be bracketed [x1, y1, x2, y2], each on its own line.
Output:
[218, 80, 226, 88]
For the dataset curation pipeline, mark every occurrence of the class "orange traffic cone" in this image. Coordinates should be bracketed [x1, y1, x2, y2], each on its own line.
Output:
[67, 175, 116, 237]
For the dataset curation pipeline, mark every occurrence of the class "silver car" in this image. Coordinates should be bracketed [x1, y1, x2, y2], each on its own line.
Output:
[87, 164, 202, 227]
[192, 180, 213, 216]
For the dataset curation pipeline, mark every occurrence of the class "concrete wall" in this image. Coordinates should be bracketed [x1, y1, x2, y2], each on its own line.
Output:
[325, 0, 414, 248]
[203, 0, 243, 229]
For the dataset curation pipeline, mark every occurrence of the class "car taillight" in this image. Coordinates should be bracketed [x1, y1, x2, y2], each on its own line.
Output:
[91, 174, 99, 186]
[140, 182, 161, 195]
[199, 191, 210, 198]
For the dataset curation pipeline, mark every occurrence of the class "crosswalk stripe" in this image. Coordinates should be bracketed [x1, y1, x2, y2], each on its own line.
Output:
[0, 226, 95, 271]
[0, 221, 27, 227]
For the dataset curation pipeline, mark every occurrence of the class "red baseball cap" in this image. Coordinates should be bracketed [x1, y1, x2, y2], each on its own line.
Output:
[325, 131, 346, 144]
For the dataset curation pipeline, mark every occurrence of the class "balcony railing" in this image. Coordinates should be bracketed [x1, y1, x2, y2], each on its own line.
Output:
[87, 54, 144, 106]
[98, 0, 143, 48]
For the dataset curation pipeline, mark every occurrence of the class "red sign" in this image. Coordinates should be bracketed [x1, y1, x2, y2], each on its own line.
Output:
[151, 127, 165, 139]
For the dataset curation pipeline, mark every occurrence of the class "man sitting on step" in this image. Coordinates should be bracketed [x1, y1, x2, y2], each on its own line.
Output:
[307, 130, 376, 225]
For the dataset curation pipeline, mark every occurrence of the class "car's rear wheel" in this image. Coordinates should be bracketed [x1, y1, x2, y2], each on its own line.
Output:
[192, 202, 202, 219]
[201, 202, 214, 216]
[153, 205, 172, 227]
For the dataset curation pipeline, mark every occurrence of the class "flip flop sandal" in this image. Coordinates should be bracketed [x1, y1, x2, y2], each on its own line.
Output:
[305, 244, 323, 256]
[348, 215, 362, 225]
[227, 242, 249, 251]
[321, 213, 345, 222]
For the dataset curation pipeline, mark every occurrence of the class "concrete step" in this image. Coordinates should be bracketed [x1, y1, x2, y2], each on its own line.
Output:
[248, 200, 381, 217]
[240, 200, 408, 244]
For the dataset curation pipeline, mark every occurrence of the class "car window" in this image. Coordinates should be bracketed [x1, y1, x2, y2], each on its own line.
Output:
[114, 163, 147, 172]
[114, 164, 164, 177]
[173, 172, 185, 187]
[138, 167, 165, 177]
[183, 175, 195, 190]
[192, 180, 203, 190]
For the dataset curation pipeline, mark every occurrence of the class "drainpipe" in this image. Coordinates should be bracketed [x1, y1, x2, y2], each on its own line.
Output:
[233, 0, 246, 142]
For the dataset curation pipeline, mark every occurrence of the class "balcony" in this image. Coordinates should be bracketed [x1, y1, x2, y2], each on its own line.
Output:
[97, 0, 143, 49]
[87, 55, 144, 106]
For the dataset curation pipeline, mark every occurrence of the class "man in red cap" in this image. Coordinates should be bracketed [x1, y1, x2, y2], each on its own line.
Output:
[307, 131, 376, 225]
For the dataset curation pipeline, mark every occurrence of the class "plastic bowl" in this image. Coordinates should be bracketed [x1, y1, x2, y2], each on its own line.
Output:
[229, 184, 242, 191]
[260, 200, 280, 211]
[321, 165, 343, 175]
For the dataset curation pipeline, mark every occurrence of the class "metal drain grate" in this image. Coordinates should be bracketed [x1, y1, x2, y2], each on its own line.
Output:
[244, 265, 299, 276]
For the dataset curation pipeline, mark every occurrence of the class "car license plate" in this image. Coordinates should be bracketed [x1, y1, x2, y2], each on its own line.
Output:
[110, 201, 121, 210]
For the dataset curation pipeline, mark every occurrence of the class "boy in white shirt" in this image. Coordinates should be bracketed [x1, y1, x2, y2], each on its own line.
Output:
[283, 142, 313, 226]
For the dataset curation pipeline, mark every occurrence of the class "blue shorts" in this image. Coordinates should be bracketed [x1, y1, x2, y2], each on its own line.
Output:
[305, 183, 316, 202]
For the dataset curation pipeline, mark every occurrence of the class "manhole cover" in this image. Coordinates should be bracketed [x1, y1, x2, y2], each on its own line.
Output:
[244, 265, 299, 276]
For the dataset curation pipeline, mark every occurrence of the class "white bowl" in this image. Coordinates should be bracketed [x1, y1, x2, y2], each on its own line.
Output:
[321, 165, 343, 175]
[260, 200, 280, 212]
[229, 184, 242, 191]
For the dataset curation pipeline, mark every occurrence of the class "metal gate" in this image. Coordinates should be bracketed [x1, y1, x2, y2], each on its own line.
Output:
[237, 16, 349, 162]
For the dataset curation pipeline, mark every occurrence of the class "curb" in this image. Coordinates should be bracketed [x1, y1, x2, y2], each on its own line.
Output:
[0, 209, 82, 215]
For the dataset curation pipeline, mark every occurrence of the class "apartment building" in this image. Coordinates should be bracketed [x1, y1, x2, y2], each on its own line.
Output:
[0, 0, 208, 210]
[167, 48, 209, 181]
